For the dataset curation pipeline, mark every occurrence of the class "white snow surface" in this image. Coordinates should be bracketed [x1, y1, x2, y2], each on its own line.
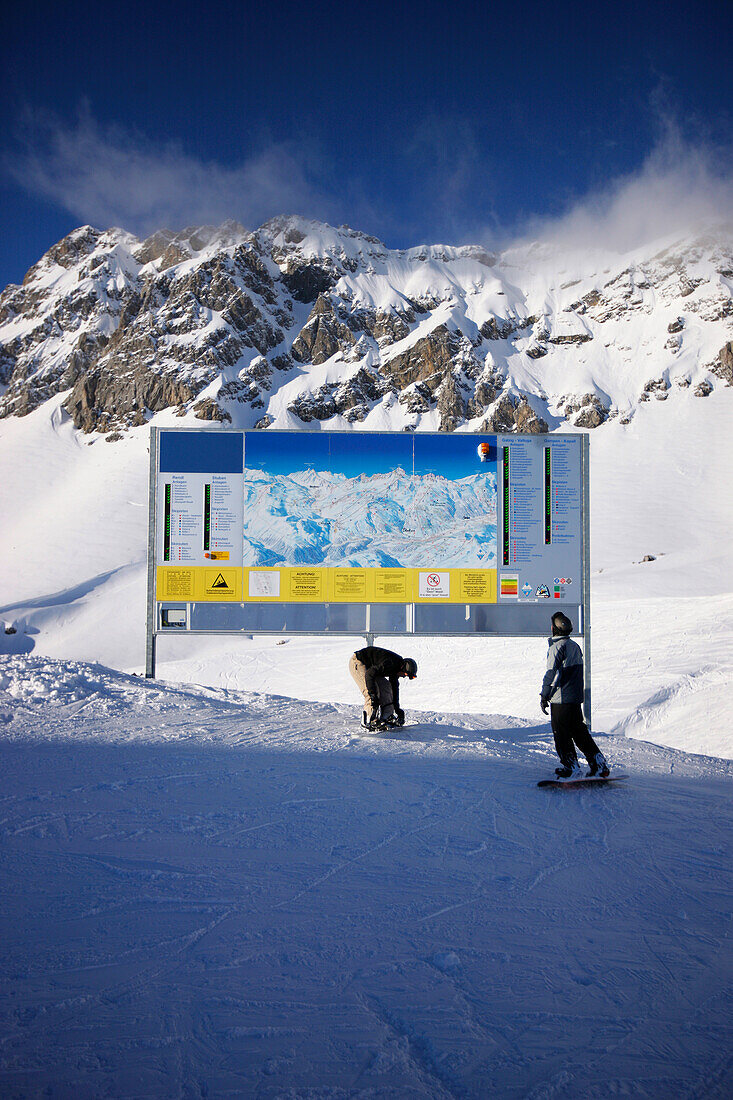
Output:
[1, 316, 733, 1092]
[0, 654, 731, 1097]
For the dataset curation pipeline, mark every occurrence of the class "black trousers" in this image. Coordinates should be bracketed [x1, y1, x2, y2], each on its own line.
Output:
[550, 702, 600, 768]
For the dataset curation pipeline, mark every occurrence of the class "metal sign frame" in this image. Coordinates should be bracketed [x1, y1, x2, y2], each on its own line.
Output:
[145, 427, 592, 727]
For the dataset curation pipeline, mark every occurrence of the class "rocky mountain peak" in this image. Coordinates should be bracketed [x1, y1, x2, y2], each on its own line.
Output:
[1, 217, 731, 440]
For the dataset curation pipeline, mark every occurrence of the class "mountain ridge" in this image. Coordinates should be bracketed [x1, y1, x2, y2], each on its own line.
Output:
[1, 215, 731, 440]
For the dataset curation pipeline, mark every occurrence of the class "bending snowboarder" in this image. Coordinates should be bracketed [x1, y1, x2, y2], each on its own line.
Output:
[349, 645, 418, 731]
[540, 613, 609, 778]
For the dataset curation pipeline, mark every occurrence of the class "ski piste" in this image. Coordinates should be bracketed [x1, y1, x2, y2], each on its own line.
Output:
[538, 774, 628, 789]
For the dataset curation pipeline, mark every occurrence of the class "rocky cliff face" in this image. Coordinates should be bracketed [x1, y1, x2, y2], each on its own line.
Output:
[1, 216, 731, 439]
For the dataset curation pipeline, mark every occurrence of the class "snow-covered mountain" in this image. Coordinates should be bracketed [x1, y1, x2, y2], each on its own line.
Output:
[243, 468, 497, 567]
[2, 216, 732, 438]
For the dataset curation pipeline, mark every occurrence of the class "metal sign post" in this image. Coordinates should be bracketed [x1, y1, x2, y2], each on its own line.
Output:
[145, 428, 158, 679]
[581, 432, 592, 732]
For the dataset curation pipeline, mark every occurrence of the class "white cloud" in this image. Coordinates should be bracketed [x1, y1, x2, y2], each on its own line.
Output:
[6, 105, 733, 258]
[509, 128, 733, 255]
[5, 106, 336, 236]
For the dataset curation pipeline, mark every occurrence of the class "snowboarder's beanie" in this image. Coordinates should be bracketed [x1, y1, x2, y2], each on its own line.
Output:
[402, 658, 418, 678]
[551, 613, 573, 636]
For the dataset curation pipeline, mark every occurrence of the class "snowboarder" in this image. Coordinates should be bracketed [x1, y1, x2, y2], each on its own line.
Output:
[540, 612, 609, 778]
[349, 645, 418, 731]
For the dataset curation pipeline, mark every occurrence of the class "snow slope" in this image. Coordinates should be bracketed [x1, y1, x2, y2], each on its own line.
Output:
[0, 657, 730, 1097]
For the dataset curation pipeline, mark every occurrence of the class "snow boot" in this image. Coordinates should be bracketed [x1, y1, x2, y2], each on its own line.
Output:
[362, 708, 389, 733]
[379, 712, 401, 729]
[587, 752, 610, 778]
[555, 760, 581, 779]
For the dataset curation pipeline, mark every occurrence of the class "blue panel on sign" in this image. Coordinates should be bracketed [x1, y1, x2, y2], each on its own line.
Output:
[414, 432, 497, 477]
[159, 431, 243, 473]
[244, 430, 330, 474]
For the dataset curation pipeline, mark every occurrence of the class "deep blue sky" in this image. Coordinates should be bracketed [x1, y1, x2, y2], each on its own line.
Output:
[1, 0, 731, 290]
[245, 431, 412, 477]
[243, 430, 496, 479]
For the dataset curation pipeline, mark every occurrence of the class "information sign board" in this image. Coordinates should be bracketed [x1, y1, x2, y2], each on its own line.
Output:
[146, 427, 591, 720]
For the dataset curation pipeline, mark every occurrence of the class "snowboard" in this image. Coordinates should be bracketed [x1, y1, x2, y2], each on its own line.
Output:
[538, 774, 627, 789]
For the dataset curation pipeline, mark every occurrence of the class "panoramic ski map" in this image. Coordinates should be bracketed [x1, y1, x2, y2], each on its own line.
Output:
[242, 457, 498, 569]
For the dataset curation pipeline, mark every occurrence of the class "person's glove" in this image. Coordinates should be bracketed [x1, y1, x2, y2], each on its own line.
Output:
[395, 708, 405, 727]
[540, 696, 549, 715]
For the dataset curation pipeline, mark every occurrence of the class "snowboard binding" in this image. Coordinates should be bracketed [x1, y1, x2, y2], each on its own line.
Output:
[361, 708, 404, 733]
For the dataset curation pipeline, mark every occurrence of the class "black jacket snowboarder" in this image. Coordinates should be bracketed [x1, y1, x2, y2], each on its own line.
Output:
[349, 646, 418, 730]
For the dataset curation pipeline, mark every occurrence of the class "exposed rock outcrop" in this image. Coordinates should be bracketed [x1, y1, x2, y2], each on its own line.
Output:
[381, 326, 462, 390]
[281, 262, 337, 304]
[480, 317, 516, 340]
[712, 341, 733, 385]
[288, 365, 387, 424]
[465, 372, 504, 420]
[64, 363, 199, 433]
[435, 374, 466, 432]
[641, 378, 670, 402]
[193, 398, 232, 423]
[574, 396, 608, 427]
[291, 295, 356, 364]
[480, 394, 548, 434]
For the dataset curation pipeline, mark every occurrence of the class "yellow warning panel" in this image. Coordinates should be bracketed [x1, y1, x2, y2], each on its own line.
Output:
[458, 569, 496, 603]
[157, 567, 243, 602]
[413, 568, 497, 603]
[156, 567, 195, 600]
[331, 569, 368, 601]
[373, 569, 411, 602]
[236, 567, 496, 604]
[285, 568, 326, 601]
[198, 567, 241, 601]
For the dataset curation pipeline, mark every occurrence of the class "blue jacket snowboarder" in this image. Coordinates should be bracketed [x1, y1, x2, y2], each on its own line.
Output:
[541, 613, 609, 778]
